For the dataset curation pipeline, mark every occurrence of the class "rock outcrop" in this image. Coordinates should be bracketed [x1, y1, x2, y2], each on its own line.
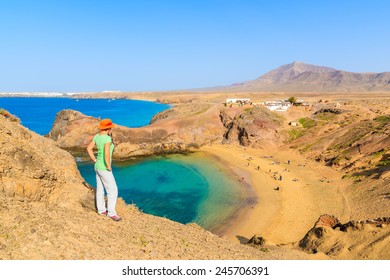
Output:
[47, 103, 289, 157]
[247, 235, 266, 247]
[47, 110, 99, 151]
[299, 215, 390, 259]
[245, 214, 390, 259]
[47, 103, 227, 158]
[220, 106, 285, 148]
[0, 110, 91, 207]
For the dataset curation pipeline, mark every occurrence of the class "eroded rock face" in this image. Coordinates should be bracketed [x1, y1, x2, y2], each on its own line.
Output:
[220, 106, 284, 148]
[314, 214, 340, 228]
[46, 104, 226, 158]
[46, 103, 288, 157]
[47, 109, 103, 151]
[299, 215, 390, 259]
[0, 113, 91, 207]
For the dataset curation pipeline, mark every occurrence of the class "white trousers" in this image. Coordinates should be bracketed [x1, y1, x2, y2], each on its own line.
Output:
[95, 169, 118, 216]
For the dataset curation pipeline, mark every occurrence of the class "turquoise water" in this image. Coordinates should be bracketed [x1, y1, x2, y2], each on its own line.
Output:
[78, 153, 247, 230]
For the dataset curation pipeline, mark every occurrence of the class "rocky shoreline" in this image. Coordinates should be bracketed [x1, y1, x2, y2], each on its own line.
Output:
[1, 93, 390, 259]
[0, 108, 310, 260]
[46, 100, 288, 159]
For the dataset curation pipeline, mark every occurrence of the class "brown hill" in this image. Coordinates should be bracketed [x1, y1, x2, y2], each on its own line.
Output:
[201, 61, 390, 92]
[281, 98, 390, 220]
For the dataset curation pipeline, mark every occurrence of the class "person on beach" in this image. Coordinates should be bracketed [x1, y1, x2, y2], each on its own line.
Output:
[87, 119, 121, 222]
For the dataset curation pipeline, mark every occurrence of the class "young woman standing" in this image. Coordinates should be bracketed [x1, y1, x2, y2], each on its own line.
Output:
[87, 119, 121, 221]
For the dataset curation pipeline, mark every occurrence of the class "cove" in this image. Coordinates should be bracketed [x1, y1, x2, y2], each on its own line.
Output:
[1, 97, 249, 231]
[77, 153, 248, 231]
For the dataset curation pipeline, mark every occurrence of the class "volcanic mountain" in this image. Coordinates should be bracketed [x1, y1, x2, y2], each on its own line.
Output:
[204, 61, 390, 92]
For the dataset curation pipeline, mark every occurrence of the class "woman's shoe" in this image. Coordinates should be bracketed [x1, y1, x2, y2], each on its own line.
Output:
[108, 215, 122, 222]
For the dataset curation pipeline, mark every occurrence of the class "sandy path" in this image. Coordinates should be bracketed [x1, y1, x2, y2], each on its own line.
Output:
[200, 144, 350, 245]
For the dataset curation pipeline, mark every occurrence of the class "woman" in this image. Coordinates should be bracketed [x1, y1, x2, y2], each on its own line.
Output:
[87, 118, 121, 221]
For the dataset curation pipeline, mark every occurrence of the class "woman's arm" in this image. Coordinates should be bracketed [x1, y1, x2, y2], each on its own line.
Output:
[104, 142, 112, 171]
[87, 140, 97, 162]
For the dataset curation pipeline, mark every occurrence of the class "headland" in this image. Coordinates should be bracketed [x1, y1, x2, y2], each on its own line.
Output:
[1, 89, 389, 260]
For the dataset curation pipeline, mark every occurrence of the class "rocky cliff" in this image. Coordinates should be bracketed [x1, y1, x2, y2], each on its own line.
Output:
[1, 111, 90, 207]
[47, 103, 288, 157]
[47, 103, 227, 158]
[1, 110, 314, 259]
[220, 106, 285, 148]
[2, 105, 389, 260]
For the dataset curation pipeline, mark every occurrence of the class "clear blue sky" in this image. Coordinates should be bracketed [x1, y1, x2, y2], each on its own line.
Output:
[0, 0, 389, 92]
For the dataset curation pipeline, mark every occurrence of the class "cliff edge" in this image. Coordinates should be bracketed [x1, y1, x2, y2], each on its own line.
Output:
[0, 111, 310, 259]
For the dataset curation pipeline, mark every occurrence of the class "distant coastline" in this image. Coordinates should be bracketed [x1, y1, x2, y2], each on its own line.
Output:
[0, 92, 164, 103]
[0, 97, 170, 135]
[0, 92, 94, 97]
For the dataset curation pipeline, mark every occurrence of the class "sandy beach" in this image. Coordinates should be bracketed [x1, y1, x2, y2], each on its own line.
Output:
[200, 144, 350, 245]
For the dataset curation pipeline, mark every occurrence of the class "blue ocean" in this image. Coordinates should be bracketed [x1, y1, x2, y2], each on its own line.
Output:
[0, 97, 170, 135]
[0, 97, 246, 231]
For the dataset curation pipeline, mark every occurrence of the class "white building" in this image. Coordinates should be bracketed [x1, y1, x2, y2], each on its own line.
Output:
[263, 100, 292, 112]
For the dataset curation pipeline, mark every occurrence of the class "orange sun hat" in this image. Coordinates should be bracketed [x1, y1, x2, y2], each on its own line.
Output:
[98, 119, 114, 130]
